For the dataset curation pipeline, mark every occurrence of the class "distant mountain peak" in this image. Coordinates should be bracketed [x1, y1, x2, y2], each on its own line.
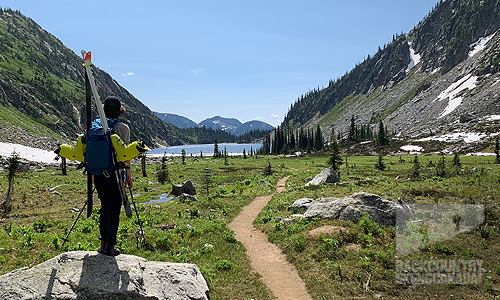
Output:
[153, 112, 273, 136]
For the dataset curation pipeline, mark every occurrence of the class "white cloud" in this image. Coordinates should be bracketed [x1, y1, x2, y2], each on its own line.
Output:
[121, 72, 134, 77]
[271, 114, 280, 118]
[191, 69, 204, 74]
[256, 116, 263, 119]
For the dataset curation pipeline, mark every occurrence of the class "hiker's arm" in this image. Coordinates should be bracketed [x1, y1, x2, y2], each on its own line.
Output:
[125, 160, 133, 188]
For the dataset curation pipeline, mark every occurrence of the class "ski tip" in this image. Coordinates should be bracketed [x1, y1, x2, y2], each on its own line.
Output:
[84, 51, 92, 62]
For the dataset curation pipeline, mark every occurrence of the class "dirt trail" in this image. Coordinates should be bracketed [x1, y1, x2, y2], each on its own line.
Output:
[228, 176, 313, 300]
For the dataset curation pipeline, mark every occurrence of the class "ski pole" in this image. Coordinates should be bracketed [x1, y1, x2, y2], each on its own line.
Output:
[61, 187, 95, 248]
[128, 188, 147, 248]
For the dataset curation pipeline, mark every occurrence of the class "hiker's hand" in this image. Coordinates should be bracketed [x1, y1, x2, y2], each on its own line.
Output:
[125, 160, 132, 188]
[125, 177, 133, 189]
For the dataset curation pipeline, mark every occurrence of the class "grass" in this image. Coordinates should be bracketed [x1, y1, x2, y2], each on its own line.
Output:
[0, 153, 499, 299]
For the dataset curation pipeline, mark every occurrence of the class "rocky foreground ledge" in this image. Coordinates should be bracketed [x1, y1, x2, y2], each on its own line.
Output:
[0, 251, 209, 300]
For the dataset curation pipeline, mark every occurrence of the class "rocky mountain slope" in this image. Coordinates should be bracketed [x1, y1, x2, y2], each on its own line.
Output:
[282, 0, 500, 152]
[0, 9, 188, 150]
[153, 112, 198, 129]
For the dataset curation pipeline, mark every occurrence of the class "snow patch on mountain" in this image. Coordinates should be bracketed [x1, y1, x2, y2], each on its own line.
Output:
[469, 32, 496, 57]
[435, 74, 478, 118]
[400, 145, 424, 154]
[485, 115, 500, 121]
[416, 131, 486, 143]
[0, 142, 57, 164]
[406, 43, 421, 72]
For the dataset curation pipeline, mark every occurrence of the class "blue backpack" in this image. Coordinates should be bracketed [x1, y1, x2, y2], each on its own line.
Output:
[85, 118, 122, 176]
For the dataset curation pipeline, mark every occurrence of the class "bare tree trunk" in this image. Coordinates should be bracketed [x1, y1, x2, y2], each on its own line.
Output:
[0, 177, 14, 214]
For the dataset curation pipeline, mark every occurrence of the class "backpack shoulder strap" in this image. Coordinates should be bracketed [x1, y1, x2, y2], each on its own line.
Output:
[106, 118, 123, 133]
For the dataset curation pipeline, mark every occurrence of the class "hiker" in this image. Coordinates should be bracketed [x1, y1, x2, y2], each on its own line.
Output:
[94, 96, 132, 256]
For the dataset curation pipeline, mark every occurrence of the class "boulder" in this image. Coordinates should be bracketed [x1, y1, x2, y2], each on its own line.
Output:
[288, 198, 314, 209]
[305, 167, 340, 186]
[290, 192, 407, 226]
[178, 193, 199, 202]
[171, 181, 196, 196]
[0, 251, 209, 300]
[459, 113, 475, 123]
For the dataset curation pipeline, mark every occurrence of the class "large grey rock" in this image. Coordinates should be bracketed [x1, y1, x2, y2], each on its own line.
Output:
[288, 198, 314, 209]
[0, 251, 209, 300]
[171, 181, 196, 196]
[290, 192, 406, 226]
[305, 168, 340, 186]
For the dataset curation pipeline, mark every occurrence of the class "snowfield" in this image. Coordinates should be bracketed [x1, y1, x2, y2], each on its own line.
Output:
[416, 132, 486, 143]
[485, 115, 500, 121]
[469, 32, 496, 57]
[400, 145, 424, 154]
[435, 73, 478, 118]
[0, 142, 58, 164]
[406, 43, 421, 72]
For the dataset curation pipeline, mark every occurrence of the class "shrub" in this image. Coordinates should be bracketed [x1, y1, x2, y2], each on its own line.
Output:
[319, 238, 340, 251]
[156, 236, 173, 251]
[358, 213, 383, 237]
[284, 234, 306, 252]
[32, 220, 47, 233]
[215, 259, 234, 271]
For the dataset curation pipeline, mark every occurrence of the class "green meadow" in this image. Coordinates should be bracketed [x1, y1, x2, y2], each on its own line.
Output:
[0, 153, 499, 299]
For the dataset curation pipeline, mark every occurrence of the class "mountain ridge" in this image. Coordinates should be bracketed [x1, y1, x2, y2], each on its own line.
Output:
[280, 0, 500, 154]
[0, 8, 190, 150]
[153, 112, 274, 136]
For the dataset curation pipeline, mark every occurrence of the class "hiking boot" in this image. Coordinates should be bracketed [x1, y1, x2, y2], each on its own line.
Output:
[97, 241, 106, 254]
[103, 244, 121, 256]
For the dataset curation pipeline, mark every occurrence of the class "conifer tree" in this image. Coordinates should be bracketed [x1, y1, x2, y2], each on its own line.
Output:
[436, 154, 446, 178]
[328, 137, 343, 174]
[411, 155, 421, 179]
[264, 159, 273, 176]
[349, 115, 357, 142]
[289, 130, 296, 150]
[496, 138, 500, 164]
[314, 125, 323, 151]
[453, 152, 461, 168]
[213, 139, 220, 158]
[263, 134, 271, 155]
[157, 152, 170, 184]
[377, 120, 389, 146]
[375, 153, 386, 170]
[202, 168, 212, 197]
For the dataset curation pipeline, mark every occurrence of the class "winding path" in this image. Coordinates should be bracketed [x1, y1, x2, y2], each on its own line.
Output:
[228, 177, 313, 300]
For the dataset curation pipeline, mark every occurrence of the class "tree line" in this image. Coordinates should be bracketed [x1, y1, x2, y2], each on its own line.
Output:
[179, 126, 271, 144]
[260, 117, 390, 155]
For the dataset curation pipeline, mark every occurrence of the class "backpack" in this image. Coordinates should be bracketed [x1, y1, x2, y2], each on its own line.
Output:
[85, 118, 122, 176]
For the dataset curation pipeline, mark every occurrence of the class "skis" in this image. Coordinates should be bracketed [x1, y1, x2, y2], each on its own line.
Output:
[118, 168, 132, 217]
[81, 50, 132, 218]
[84, 62, 93, 218]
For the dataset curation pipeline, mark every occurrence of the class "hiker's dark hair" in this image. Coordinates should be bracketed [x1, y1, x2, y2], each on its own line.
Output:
[104, 96, 125, 119]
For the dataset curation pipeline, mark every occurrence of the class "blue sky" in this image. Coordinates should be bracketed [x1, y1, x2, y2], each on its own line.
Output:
[4, 0, 440, 126]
